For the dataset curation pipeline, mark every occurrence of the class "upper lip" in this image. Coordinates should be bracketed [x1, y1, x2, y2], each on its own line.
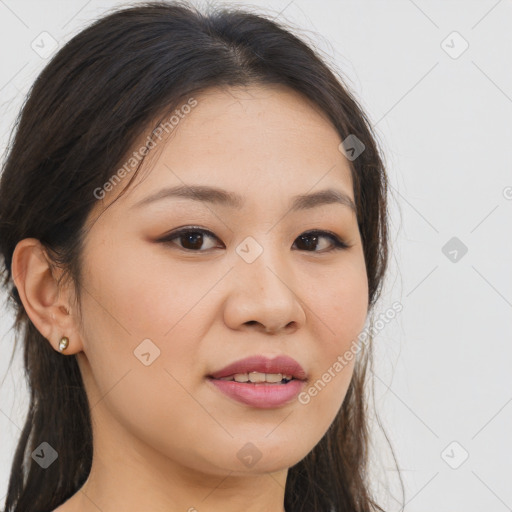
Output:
[208, 355, 307, 381]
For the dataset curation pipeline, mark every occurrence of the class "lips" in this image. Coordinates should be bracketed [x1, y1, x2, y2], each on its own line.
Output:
[208, 355, 307, 381]
[207, 355, 307, 408]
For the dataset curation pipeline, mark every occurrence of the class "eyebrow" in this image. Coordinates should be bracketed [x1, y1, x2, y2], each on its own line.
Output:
[131, 184, 357, 213]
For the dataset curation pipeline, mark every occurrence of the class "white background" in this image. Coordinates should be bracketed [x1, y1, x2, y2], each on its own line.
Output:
[0, 1, 511, 510]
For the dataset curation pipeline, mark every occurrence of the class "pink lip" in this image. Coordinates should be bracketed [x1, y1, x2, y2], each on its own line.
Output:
[207, 355, 307, 409]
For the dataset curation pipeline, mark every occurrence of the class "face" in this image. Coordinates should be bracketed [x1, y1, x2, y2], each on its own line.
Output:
[74, 85, 369, 477]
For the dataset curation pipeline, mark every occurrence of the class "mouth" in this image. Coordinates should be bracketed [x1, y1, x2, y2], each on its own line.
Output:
[207, 355, 307, 408]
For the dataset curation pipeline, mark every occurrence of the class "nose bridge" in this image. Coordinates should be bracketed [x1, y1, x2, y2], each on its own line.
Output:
[235, 233, 290, 295]
[229, 234, 304, 331]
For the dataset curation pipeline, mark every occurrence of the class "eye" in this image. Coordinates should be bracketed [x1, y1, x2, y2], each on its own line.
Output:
[158, 227, 221, 251]
[157, 227, 350, 253]
[292, 230, 350, 252]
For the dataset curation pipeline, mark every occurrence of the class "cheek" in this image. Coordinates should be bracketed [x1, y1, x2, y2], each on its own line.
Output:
[297, 262, 367, 425]
[77, 239, 219, 411]
[81, 237, 220, 342]
[308, 260, 369, 353]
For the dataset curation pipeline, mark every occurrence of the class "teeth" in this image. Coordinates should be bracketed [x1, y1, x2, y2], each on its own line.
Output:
[218, 372, 293, 383]
[262, 373, 283, 383]
[249, 372, 267, 383]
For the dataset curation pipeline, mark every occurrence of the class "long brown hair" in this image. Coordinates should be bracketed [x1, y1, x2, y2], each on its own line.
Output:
[0, 2, 402, 510]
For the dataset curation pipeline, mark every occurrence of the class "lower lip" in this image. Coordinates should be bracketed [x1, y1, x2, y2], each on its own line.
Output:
[208, 378, 305, 408]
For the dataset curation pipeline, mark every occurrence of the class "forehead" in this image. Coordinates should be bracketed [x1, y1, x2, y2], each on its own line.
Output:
[175, 84, 344, 162]
[94, 84, 355, 218]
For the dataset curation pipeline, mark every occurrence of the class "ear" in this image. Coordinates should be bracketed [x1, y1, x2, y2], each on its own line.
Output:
[11, 238, 84, 355]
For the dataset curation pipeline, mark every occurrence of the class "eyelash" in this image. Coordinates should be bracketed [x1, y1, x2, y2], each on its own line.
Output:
[157, 226, 351, 253]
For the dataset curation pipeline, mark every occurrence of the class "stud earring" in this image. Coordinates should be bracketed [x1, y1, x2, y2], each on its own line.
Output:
[58, 336, 69, 352]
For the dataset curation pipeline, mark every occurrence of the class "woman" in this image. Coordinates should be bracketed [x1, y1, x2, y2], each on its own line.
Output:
[0, 1, 401, 511]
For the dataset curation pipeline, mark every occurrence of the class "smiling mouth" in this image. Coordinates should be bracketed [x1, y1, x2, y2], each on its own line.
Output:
[207, 372, 305, 408]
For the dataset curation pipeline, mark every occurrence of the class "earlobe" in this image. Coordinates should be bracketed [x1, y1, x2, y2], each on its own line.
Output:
[11, 238, 80, 354]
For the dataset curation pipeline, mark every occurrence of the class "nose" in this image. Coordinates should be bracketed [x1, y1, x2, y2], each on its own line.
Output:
[223, 246, 306, 335]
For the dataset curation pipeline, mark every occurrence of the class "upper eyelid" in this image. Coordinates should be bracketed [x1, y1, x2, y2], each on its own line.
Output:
[162, 226, 340, 239]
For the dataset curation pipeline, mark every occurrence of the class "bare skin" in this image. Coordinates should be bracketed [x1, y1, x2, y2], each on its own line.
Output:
[13, 84, 368, 512]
